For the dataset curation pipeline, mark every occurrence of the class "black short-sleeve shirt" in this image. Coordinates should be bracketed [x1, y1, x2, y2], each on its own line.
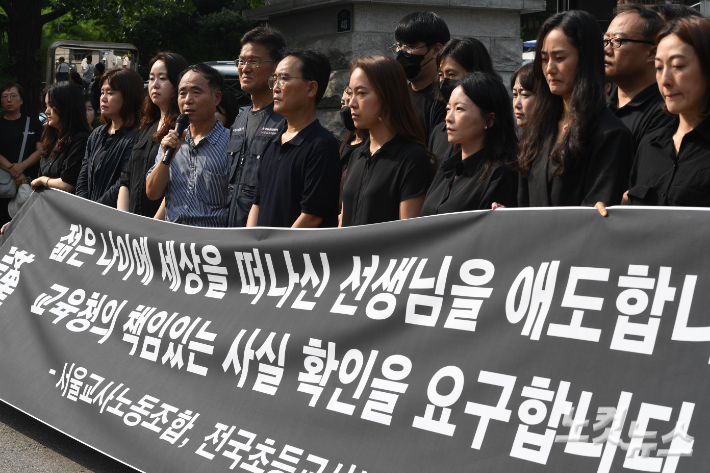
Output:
[410, 83, 446, 146]
[628, 116, 710, 206]
[38, 131, 89, 187]
[608, 83, 673, 152]
[421, 148, 518, 216]
[0, 115, 44, 178]
[341, 134, 434, 226]
[254, 119, 341, 227]
[428, 121, 453, 171]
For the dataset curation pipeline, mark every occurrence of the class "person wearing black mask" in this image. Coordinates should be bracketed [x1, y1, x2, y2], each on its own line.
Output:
[421, 72, 517, 216]
[392, 11, 450, 147]
[428, 37, 500, 166]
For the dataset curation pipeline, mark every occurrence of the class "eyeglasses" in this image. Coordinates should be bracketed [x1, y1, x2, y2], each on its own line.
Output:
[1, 94, 20, 100]
[235, 58, 277, 69]
[389, 43, 428, 55]
[268, 74, 313, 90]
[603, 37, 654, 49]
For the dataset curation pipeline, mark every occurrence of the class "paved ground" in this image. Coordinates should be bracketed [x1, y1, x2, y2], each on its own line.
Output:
[0, 400, 139, 473]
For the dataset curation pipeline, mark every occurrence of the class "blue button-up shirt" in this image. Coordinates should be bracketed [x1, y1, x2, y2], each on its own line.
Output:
[148, 120, 231, 227]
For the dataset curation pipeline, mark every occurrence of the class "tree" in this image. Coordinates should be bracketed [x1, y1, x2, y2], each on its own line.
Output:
[0, 0, 191, 115]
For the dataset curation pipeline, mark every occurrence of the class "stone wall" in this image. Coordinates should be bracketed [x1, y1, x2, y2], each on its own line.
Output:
[247, 0, 545, 140]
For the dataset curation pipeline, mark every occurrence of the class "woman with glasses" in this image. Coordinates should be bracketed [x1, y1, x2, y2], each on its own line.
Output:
[340, 55, 434, 226]
[515, 10, 634, 208]
[0, 82, 44, 224]
[117, 52, 188, 217]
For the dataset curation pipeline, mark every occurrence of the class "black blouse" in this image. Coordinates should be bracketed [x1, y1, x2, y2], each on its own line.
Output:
[119, 121, 163, 217]
[518, 107, 634, 207]
[629, 116, 710, 206]
[38, 132, 89, 187]
[341, 134, 434, 226]
[428, 121, 453, 170]
[421, 148, 518, 216]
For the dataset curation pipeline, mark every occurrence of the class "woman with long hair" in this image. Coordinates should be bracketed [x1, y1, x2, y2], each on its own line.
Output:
[32, 82, 92, 193]
[421, 72, 518, 215]
[117, 52, 188, 217]
[340, 55, 434, 226]
[511, 62, 537, 129]
[76, 67, 143, 207]
[516, 11, 634, 207]
[430, 37, 499, 164]
[626, 17, 710, 206]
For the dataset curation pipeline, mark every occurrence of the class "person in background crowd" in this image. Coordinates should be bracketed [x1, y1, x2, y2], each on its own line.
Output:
[648, 4, 703, 23]
[70, 72, 83, 87]
[393, 11, 450, 146]
[216, 89, 239, 128]
[85, 96, 96, 130]
[422, 72, 517, 216]
[122, 55, 130, 69]
[146, 64, 231, 227]
[515, 11, 634, 208]
[92, 62, 105, 99]
[81, 54, 88, 74]
[118, 52, 188, 218]
[227, 26, 286, 227]
[82, 55, 95, 94]
[247, 50, 340, 228]
[56, 57, 70, 82]
[339, 85, 366, 175]
[0, 82, 43, 224]
[511, 63, 536, 129]
[429, 37, 499, 164]
[76, 68, 143, 207]
[340, 55, 434, 226]
[609, 17, 710, 210]
[34, 81, 91, 194]
[605, 4, 672, 151]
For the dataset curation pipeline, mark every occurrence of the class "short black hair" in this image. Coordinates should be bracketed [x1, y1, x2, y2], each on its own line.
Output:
[0, 82, 24, 102]
[438, 37, 499, 79]
[217, 89, 240, 128]
[285, 50, 331, 105]
[95, 62, 106, 74]
[649, 4, 703, 22]
[395, 11, 450, 47]
[241, 25, 287, 62]
[615, 4, 664, 42]
[179, 63, 224, 94]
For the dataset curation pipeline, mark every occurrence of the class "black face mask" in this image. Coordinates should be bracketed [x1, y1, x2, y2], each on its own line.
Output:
[396, 50, 433, 81]
[339, 106, 356, 132]
[439, 78, 459, 103]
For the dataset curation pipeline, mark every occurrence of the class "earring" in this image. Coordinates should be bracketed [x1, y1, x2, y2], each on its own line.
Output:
[484, 126, 488, 130]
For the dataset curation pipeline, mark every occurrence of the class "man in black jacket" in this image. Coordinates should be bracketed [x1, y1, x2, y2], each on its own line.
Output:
[226, 26, 287, 227]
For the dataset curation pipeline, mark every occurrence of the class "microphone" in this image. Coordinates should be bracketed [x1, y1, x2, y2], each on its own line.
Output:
[162, 114, 190, 165]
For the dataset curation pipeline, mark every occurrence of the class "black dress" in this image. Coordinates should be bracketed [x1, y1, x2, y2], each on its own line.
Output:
[421, 148, 518, 216]
[119, 121, 164, 217]
[628, 116, 710, 206]
[518, 108, 634, 207]
[38, 132, 89, 187]
[341, 134, 434, 226]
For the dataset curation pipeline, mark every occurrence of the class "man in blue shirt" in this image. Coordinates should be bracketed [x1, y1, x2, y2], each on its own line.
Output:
[146, 63, 231, 227]
[246, 50, 340, 228]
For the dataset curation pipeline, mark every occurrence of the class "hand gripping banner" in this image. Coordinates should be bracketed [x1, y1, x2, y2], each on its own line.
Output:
[0, 188, 708, 472]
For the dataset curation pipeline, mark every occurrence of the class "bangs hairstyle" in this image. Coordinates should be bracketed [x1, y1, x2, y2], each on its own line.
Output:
[615, 4, 664, 42]
[99, 68, 144, 129]
[395, 11, 450, 47]
[437, 38, 499, 78]
[458, 72, 518, 180]
[40, 81, 92, 159]
[241, 25, 287, 62]
[139, 52, 189, 142]
[656, 16, 710, 117]
[350, 55, 431, 160]
[510, 62, 535, 91]
[286, 50, 331, 105]
[518, 10, 606, 177]
[1, 82, 25, 113]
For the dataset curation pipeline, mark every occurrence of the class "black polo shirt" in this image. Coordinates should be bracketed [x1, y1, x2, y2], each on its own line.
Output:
[253, 119, 340, 227]
[421, 148, 518, 216]
[608, 83, 672, 152]
[341, 134, 434, 226]
[410, 83, 446, 146]
[629, 116, 710, 206]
